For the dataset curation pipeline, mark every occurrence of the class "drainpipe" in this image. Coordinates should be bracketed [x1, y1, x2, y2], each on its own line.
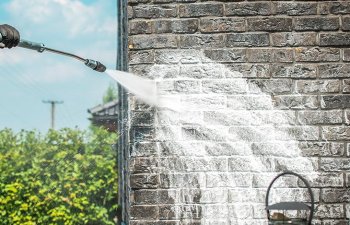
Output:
[116, 0, 129, 224]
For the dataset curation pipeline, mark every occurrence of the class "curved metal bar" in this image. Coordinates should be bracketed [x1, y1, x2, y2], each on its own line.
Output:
[265, 171, 315, 225]
[44, 47, 86, 62]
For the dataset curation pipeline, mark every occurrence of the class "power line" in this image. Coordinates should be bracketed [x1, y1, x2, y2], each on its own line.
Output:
[42, 100, 63, 130]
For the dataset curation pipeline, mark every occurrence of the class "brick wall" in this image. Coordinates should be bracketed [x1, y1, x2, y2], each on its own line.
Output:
[124, 1, 350, 224]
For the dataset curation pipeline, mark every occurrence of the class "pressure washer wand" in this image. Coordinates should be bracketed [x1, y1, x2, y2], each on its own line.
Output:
[0, 35, 106, 72]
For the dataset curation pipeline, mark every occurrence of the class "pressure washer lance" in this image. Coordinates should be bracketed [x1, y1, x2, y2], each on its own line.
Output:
[0, 34, 106, 73]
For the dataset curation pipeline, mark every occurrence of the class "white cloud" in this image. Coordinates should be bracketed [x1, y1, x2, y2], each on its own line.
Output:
[5, 0, 116, 37]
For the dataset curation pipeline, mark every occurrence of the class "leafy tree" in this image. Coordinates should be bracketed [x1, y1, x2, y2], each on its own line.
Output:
[102, 83, 118, 104]
[0, 128, 118, 225]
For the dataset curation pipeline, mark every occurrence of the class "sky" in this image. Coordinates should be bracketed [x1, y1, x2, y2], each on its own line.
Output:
[0, 0, 117, 132]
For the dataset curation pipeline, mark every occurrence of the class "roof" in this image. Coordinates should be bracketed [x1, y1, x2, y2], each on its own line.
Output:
[87, 99, 119, 116]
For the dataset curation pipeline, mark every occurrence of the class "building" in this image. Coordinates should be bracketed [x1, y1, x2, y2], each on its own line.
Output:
[87, 99, 119, 132]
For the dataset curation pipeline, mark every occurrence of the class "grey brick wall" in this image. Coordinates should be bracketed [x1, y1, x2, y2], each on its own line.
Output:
[124, 1, 350, 224]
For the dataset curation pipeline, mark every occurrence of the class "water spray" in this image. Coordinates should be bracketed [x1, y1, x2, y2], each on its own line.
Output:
[0, 34, 106, 72]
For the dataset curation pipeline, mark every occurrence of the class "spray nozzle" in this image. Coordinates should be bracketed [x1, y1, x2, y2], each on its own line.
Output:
[0, 33, 107, 73]
[85, 59, 106, 73]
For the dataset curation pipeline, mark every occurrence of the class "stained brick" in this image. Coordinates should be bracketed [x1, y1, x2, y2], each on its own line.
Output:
[224, 64, 270, 78]
[134, 5, 177, 18]
[154, 19, 198, 34]
[225, 2, 271, 16]
[130, 206, 159, 220]
[226, 33, 269, 47]
[299, 142, 345, 157]
[295, 80, 340, 94]
[315, 204, 345, 219]
[294, 17, 339, 31]
[342, 16, 350, 31]
[273, 2, 317, 16]
[179, 3, 223, 18]
[200, 17, 245, 33]
[320, 157, 350, 171]
[320, 33, 350, 46]
[342, 79, 350, 93]
[271, 64, 317, 78]
[246, 49, 272, 63]
[129, 20, 153, 34]
[129, 35, 177, 49]
[322, 126, 350, 141]
[321, 95, 350, 109]
[129, 50, 155, 64]
[295, 47, 340, 62]
[320, 2, 350, 15]
[274, 95, 319, 110]
[180, 34, 225, 48]
[298, 110, 343, 125]
[271, 32, 317, 47]
[203, 49, 246, 63]
[247, 17, 292, 32]
[319, 64, 350, 78]
[322, 189, 350, 203]
[249, 79, 293, 94]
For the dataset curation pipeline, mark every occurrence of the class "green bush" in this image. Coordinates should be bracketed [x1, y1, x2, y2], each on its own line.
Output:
[0, 127, 118, 225]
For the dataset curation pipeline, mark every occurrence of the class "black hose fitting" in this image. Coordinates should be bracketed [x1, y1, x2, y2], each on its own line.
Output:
[85, 59, 107, 72]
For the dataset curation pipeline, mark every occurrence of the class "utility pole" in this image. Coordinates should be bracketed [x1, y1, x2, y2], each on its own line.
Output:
[43, 100, 63, 129]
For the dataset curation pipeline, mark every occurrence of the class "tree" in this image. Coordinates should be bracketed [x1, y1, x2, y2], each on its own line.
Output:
[0, 128, 118, 225]
[102, 83, 118, 104]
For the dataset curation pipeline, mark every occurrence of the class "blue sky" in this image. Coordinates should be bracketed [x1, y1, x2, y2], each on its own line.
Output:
[0, 0, 117, 132]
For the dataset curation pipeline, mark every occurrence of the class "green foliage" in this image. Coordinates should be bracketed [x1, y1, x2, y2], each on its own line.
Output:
[103, 83, 118, 104]
[0, 127, 118, 225]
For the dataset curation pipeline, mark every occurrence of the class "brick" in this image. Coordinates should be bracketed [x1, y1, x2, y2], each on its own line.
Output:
[271, 64, 317, 78]
[130, 174, 159, 189]
[347, 173, 350, 187]
[130, 157, 158, 174]
[203, 49, 246, 63]
[273, 2, 317, 16]
[246, 49, 272, 63]
[321, 157, 350, 171]
[298, 110, 342, 125]
[180, 34, 225, 48]
[129, 50, 154, 64]
[322, 189, 350, 203]
[202, 79, 249, 94]
[320, 2, 350, 15]
[130, 206, 159, 220]
[271, 32, 317, 47]
[128, 0, 149, 3]
[225, 2, 271, 16]
[180, 64, 224, 79]
[131, 127, 156, 141]
[315, 204, 345, 219]
[154, 19, 198, 34]
[348, 143, 350, 156]
[247, 17, 292, 31]
[299, 142, 345, 157]
[206, 173, 252, 188]
[321, 95, 350, 109]
[129, 35, 177, 49]
[129, 64, 153, 78]
[226, 33, 269, 47]
[276, 126, 319, 141]
[295, 47, 340, 62]
[319, 64, 350, 78]
[154, 49, 203, 64]
[342, 16, 350, 31]
[294, 17, 339, 31]
[133, 5, 177, 18]
[174, 80, 201, 94]
[227, 95, 273, 110]
[273, 95, 319, 110]
[130, 142, 159, 157]
[296, 80, 340, 94]
[322, 220, 349, 225]
[249, 79, 293, 94]
[321, 126, 350, 141]
[320, 33, 350, 46]
[225, 64, 270, 78]
[200, 17, 245, 33]
[252, 172, 299, 188]
[181, 95, 226, 110]
[160, 173, 206, 188]
[129, 20, 153, 34]
[128, 6, 133, 19]
[299, 173, 344, 187]
[247, 48, 293, 62]
[343, 79, 350, 93]
[343, 49, 350, 61]
[179, 3, 223, 18]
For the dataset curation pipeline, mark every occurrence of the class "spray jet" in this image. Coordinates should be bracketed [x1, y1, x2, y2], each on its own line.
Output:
[0, 34, 106, 73]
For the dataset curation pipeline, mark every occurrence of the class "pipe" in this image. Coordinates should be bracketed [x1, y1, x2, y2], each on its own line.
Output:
[0, 34, 106, 72]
